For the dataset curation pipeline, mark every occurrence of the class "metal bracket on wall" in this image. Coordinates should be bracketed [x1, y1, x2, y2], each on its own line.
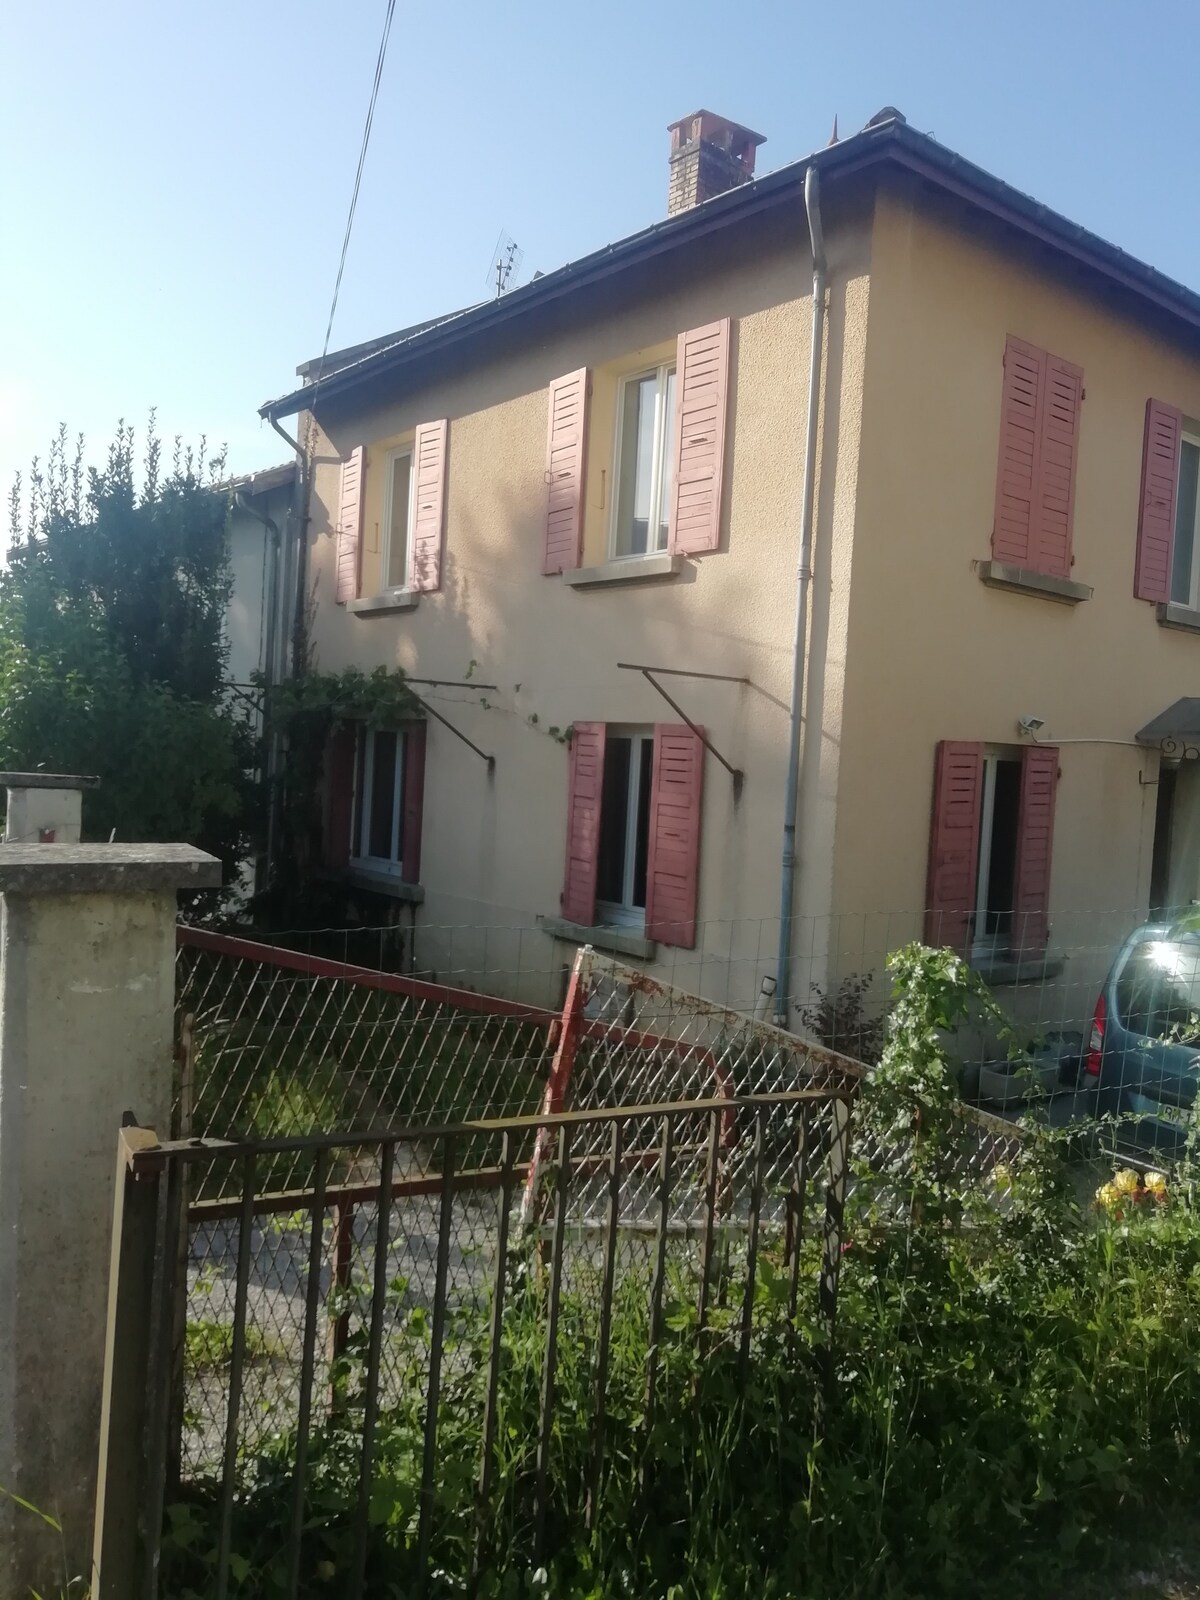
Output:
[411, 693, 495, 774]
[616, 662, 747, 796]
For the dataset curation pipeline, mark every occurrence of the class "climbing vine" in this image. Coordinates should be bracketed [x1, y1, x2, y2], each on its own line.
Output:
[255, 666, 422, 907]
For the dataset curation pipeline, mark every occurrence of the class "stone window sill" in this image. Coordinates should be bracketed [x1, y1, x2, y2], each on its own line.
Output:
[969, 951, 1064, 987]
[977, 560, 1092, 606]
[562, 553, 683, 589]
[1157, 602, 1200, 634]
[348, 590, 420, 617]
[537, 914, 657, 961]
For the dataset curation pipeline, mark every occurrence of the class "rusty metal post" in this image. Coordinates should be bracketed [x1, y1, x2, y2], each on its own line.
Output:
[522, 946, 588, 1227]
[326, 1199, 355, 1413]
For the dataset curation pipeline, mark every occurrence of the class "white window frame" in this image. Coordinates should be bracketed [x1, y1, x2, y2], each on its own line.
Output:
[351, 726, 406, 877]
[596, 726, 654, 928]
[608, 364, 676, 560]
[380, 447, 415, 594]
[1173, 429, 1200, 611]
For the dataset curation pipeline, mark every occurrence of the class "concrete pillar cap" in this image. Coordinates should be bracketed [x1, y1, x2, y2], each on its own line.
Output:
[0, 843, 221, 894]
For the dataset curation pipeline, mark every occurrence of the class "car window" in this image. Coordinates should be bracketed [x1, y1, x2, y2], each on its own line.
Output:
[1116, 940, 1200, 1042]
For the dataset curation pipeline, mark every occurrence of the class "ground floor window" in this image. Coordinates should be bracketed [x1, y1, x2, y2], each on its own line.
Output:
[348, 722, 430, 881]
[926, 739, 1059, 959]
[561, 722, 704, 950]
[596, 730, 654, 926]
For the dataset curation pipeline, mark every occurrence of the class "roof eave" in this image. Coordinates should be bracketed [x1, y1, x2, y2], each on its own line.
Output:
[260, 118, 1200, 423]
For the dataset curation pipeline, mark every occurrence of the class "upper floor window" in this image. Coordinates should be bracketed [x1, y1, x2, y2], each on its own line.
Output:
[1170, 433, 1200, 608]
[991, 335, 1083, 580]
[382, 448, 415, 591]
[611, 365, 676, 558]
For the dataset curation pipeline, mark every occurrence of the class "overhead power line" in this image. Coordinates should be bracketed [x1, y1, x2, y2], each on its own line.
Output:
[314, 0, 397, 389]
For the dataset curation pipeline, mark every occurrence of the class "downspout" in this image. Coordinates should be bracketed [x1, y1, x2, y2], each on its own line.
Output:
[264, 416, 310, 887]
[775, 164, 827, 1027]
[233, 491, 281, 892]
[268, 415, 309, 675]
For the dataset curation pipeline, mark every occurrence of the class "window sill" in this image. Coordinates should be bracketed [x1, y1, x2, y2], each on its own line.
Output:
[1156, 602, 1200, 634]
[537, 914, 656, 961]
[562, 553, 683, 589]
[968, 951, 1064, 987]
[976, 560, 1092, 606]
[348, 590, 420, 617]
[343, 865, 425, 903]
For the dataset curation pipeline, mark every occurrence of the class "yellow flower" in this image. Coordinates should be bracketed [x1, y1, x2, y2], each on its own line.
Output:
[993, 1163, 1012, 1191]
[1114, 1168, 1141, 1196]
[1145, 1170, 1168, 1195]
[1095, 1182, 1118, 1210]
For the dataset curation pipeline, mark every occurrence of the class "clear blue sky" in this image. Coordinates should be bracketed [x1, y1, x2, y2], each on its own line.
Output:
[4, 0, 1198, 499]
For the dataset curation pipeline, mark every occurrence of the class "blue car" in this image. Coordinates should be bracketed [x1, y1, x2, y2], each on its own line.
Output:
[1085, 919, 1200, 1159]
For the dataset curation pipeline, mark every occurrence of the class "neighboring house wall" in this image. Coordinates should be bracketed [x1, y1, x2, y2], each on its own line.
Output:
[226, 480, 294, 687]
[301, 191, 876, 1005]
[834, 178, 1200, 1015]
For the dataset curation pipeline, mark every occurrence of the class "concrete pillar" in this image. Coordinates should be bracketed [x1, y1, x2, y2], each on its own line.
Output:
[0, 843, 220, 1597]
[1, 771, 100, 845]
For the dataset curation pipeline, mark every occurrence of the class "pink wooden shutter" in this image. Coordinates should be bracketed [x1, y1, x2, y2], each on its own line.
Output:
[1011, 744, 1059, 956]
[1135, 399, 1182, 602]
[1034, 354, 1082, 578]
[323, 723, 356, 869]
[992, 337, 1044, 569]
[644, 726, 704, 949]
[401, 721, 427, 884]
[924, 741, 984, 955]
[335, 447, 364, 603]
[410, 419, 448, 593]
[561, 722, 605, 925]
[669, 319, 730, 556]
[543, 369, 589, 574]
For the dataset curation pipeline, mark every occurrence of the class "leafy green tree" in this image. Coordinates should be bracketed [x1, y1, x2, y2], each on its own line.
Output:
[2, 419, 256, 882]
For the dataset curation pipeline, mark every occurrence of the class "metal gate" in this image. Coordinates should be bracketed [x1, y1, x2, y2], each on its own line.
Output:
[92, 947, 862, 1598]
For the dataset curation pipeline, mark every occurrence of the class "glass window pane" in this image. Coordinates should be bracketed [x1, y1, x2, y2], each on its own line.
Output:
[387, 455, 411, 590]
[656, 369, 676, 552]
[632, 737, 654, 908]
[597, 737, 632, 904]
[353, 728, 367, 858]
[368, 732, 398, 860]
[984, 759, 1021, 939]
[614, 376, 657, 557]
[1171, 441, 1200, 606]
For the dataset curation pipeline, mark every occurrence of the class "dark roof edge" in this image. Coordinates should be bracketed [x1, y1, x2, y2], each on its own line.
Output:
[261, 118, 1200, 422]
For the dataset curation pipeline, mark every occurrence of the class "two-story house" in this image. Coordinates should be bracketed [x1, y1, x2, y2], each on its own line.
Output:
[259, 107, 1200, 1026]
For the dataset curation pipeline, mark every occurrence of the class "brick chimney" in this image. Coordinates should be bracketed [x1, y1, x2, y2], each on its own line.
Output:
[667, 111, 766, 215]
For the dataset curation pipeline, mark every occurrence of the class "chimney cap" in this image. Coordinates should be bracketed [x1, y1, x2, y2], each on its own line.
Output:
[667, 110, 767, 155]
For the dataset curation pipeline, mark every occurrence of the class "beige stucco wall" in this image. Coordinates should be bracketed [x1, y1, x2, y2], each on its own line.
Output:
[302, 195, 875, 1009]
[836, 179, 1200, 1024]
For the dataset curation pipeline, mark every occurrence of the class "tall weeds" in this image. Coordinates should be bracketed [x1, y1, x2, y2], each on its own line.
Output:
[163, 946, 1200, 1598]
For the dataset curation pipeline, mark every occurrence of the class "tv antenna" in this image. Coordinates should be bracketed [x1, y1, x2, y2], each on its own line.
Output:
[486, 230, 524, 299]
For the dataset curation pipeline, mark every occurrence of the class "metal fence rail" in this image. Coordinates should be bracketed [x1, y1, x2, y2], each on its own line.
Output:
[93, 1085, 854, 1600]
